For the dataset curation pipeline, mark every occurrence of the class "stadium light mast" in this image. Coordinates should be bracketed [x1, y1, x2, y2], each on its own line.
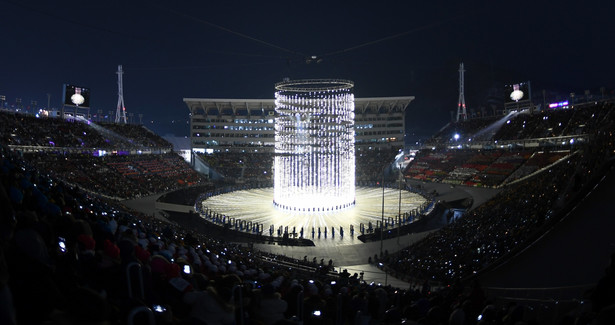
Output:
[456, 62, 467, 122]
[115, 65, 127, 124]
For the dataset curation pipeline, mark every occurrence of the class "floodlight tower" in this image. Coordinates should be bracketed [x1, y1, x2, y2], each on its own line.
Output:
[115, 65, 127, 124]
[456, 63, 467, 122]
[273, 79, 356, 212]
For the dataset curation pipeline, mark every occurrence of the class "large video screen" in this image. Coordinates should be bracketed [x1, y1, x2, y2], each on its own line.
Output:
[63, 84, 91, 108]
[504, 82, 530, 103]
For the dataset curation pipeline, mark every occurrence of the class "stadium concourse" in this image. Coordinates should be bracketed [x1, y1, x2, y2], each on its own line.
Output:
[1, 98, 615, 324]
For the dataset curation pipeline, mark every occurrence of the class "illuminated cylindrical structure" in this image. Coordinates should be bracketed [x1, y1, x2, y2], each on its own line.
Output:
[273, 79, 355, 212]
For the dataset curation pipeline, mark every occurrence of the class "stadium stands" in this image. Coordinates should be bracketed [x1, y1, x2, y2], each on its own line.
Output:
[389, 155, 578, 283]
[197, 147, 403, 185]
[0, 99, 614, 324]
[385, 101, 615, 292]
[0, 110, 172, 150]
[24, 152, 206, 199]
[403, 103, 615, 187]
[197, 152, 273, 183]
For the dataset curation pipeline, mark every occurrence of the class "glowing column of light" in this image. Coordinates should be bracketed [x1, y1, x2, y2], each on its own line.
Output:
[273, 79, 355, 212]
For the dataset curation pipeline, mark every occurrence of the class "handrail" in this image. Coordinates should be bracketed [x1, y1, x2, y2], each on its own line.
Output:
[127, 306, 154, 325]
[297, 289, 304, 322]
[336, 293, 343, 325]
[232, 284, 244, 325]
[126, 262, 144, 300]
[483, 284, 595, 301]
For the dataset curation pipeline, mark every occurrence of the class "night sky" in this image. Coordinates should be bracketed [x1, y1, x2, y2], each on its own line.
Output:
[1, 0, 613, 139]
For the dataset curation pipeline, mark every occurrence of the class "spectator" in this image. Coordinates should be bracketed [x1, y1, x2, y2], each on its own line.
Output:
[183, 274, 239, 325]
[256, 283, 288, 325]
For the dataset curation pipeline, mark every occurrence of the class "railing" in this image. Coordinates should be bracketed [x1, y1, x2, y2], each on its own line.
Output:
[126, 262, 144, 301]
[482, 285, 595, 324]
[232, 284, 245, 325]
[8, 144, 172, 155]
[484, 284, 594, 302]
[126, 306, 154, 325]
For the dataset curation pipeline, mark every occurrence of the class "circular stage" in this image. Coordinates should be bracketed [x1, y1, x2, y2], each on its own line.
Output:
[200, 186, 428, 246]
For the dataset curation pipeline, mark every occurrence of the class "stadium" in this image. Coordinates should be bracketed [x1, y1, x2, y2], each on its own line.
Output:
[1, 82, 614, 324]
[182, 87, 427, 250]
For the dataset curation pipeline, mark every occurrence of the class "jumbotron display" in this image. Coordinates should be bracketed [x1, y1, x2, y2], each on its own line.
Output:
[63, 84, 91, 108]
[273, 79, 356, 212]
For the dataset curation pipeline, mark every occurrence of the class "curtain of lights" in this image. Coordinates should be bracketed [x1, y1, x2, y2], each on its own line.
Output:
[273, 79, 356, 212]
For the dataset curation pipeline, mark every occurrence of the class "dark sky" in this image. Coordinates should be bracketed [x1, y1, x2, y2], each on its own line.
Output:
[1, 0, 613, 138]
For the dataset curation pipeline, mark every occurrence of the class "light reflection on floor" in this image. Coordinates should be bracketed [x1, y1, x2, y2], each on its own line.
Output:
[200, 187, 427, 246]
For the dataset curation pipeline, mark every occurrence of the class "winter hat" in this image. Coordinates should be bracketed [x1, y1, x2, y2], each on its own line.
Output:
[103, 239, 120, 259]
[77, 234, 96, 251]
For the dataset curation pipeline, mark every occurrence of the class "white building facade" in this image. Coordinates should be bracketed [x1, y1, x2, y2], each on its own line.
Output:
[184, 96, 414, 153]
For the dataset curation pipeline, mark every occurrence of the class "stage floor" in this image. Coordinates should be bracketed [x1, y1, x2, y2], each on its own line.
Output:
[199, 186, 428, 246]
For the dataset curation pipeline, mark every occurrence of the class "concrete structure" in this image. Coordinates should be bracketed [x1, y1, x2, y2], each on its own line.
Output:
[184, 96, 414, 153]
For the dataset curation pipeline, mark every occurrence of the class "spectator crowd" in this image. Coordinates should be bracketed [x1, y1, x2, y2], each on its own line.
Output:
[0, 100, 614, 324]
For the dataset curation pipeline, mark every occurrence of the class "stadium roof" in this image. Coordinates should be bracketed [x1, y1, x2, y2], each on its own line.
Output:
[183, 96, 415, 114]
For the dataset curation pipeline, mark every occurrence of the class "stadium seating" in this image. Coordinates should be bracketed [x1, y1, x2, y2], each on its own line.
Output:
[0, 110, 172, 149]
[24, 152, 206, 199]
[1, 100, 614, 324]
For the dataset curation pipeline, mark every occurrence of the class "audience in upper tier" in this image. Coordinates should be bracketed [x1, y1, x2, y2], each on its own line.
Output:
[405, 102, 615, 187]
[0, 110, 172, 149]
[427, 101, 612, 145]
